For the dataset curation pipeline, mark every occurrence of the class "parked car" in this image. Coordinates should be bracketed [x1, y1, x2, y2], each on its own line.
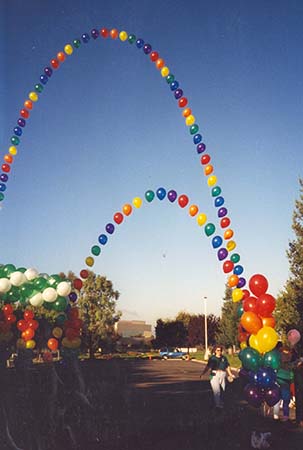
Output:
[159, 348, 189, 360]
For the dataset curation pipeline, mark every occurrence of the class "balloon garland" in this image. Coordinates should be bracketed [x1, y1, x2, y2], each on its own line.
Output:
[1, 27, 298, 411]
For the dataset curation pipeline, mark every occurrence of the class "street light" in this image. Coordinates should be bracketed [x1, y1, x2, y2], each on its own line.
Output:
[203, 296, 209, 361]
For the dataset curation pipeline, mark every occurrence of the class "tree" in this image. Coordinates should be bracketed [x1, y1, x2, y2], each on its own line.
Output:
[275, 178, 303, 342]
[153, 319, 187, 348]
[77, 271, 121, 358]
[215, 285, 238, 348]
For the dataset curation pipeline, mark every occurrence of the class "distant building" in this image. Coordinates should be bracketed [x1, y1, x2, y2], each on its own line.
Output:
[115, 320, 153, 339]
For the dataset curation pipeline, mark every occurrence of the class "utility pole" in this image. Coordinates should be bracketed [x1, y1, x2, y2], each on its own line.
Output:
[203, 296, 209, 361]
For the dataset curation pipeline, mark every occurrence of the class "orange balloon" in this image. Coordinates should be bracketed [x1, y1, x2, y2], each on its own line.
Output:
[24, 100, 33, 110]
[261, 316, 276, 328]
[204, 164, 214, 176]
[47, 338, 58, 351]
[122, 203, 132, 216]
[182, 108, 191, 118]
[155, 58, 165, 69]
[22, 327, 35, 341]
[110, 29, 118, 39]
[240, 311, 263, 335]
[228, 274, 239, 288]
[189, 204, 199, 217]
[4, 154, 13, 164]
[224, 229, 234, 240]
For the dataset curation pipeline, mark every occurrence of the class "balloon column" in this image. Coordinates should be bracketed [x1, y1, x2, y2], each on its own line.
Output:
[234, 273, 282, 408]
[0, 263, 83, 352]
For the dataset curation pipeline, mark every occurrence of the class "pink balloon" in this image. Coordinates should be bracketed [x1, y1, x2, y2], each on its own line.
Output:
[287, 329, 301, 346]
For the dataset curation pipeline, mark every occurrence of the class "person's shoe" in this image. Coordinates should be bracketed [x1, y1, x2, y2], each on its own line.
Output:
[273, 414, 279, 420]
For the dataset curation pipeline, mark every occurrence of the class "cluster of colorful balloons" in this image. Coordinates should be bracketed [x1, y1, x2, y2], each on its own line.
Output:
[0, 263, 84, 352]
[232, 273, 286, 408]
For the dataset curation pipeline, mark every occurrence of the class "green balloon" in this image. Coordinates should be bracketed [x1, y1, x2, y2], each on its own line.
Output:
[43, 301, 53, 311]
[17, 267, 27, 273]
[48, 274, 61, 287]
[263, 350, 281, 370]
[20, 283, 34, 299]
[0, 193, 4, 201]
[204, 223, 216, 237]
[3, 264, 16, 276]
[237, 303, 244, 318]
[34, 277, 49, 291]
[211, 186, 222, 197]
[231, 253, 240, 263]
[91, 245, 101, 256]
[7, 286, 20, 302]
[166, 74, 175, 84]
[145, 190, 155, 203]
[239, 347, 263, 371]
[56, 313, 67, 326]
[128, 34, 136, 44]
[189, 124, 199, 135]
[73, 39, 81, 48]
[53, 296, 68, 312]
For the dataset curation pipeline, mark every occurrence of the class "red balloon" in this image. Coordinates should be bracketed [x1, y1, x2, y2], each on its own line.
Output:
[5, 314, 16, 324]
[223, 260, 234, 273]
[17, 319, 28, 332]
[24, 309, 35, 321]
[73, 278, 83, 290]
[65, 327, 80, 339]
[220, 217, 231, 228]
[243, 296, 258, 313]
[47, 338, 58, 351]
[114, 212, 124, 224]
[242, 289, 250, 300]
[200, 154, 211, 165]
[238, 332, 249, 343]
[80, 269, 89, 279]
[3, 304, 13, 316]
[249, 274, 268, 297]
[68, 308, 79, 320]
[240, 311, 262, 335]
[256, 293, 276, 316]
[178, 195, 189, 208]
[27, 319, 39, 330]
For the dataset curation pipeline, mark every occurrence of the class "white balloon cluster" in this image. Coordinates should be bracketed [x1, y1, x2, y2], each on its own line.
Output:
[0, 268, 72, 308]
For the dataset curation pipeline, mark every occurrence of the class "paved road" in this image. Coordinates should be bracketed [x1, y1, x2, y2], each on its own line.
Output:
[1, 359, 303, 450]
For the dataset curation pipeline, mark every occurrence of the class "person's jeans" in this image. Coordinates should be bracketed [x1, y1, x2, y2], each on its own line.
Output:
[210, 371, 226, 407]
[273, 384, 291, 418]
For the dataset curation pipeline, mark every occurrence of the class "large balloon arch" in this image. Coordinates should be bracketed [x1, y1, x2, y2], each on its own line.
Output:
[0, 27, 295, 408]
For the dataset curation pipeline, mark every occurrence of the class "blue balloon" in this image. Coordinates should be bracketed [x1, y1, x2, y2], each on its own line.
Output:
[253, 367, 276, 389]
[98, 234, 108, 245]
[214, 196, 224, 207]
[212, 235, 223, 249]
[234, 265, 244, 275]
[156, 187, 166, 200]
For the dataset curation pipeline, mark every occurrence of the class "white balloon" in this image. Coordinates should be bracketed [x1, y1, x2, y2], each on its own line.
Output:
[42, 287, 58, 303]
[10, 271, 26, 286]
[56, 281, 71, 297]
[29, 293, 44, 307]
[25, 268, 39, 281]
[0, 278, 11, 293]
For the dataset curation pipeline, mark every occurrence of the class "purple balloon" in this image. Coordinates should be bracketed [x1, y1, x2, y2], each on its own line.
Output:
[105, 223, 115, 234]
[218, 207, 228, 218]
[167, 190, 177, 203]
[237, 277, 246, 288]
[0, 174, 8, 182]
[217, 248, 228, 261]
[265, 385, 281, 407]
[244, 383, 264, 408]
[69, 292, 78, 302]
[196, 143, 206, 154]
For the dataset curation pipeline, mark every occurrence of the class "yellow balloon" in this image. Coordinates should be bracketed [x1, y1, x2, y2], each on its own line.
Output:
[207, 175, 217, 187]
[256, 326, 278, 353]
[161, 67, 169, 77]
[26, 339, 36, 349]
[85, 256, 94, 267]
[227, 240, 236, 251]
[119, 31, 128, 41]
[185, 115, 195, 126]
[249, 334, 260, 352]
[29, 92, 38, 102]
[52, 327, 63, 339]
[9, 146, 17, 156]
[232, 288, 243, 302]
[64, 44, 73, 55]
[196, 213, 207, 226]
[132, 197, 142, 208]
[240, 341, 247, 350]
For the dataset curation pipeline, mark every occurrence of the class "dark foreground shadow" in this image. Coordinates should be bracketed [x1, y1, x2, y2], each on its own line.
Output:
[0, 359, 302, 450]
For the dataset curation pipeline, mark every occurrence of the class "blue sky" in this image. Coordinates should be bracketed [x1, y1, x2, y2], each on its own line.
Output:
[1, 0, 303, 326]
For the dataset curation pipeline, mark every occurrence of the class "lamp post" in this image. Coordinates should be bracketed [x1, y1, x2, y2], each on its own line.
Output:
[203, 296, 209, 361]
